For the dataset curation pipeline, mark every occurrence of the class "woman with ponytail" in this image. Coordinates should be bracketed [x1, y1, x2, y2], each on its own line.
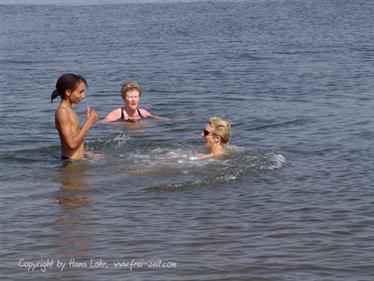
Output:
[52, 73, 98, 160]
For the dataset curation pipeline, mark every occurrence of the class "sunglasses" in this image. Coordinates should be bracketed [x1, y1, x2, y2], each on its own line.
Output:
[203, 129, 215, 136]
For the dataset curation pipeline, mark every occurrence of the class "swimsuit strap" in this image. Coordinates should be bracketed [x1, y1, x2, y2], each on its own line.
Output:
[120, 107, 127, 120]
[137, 108, 144, 118]
[121, 107, 143, 121]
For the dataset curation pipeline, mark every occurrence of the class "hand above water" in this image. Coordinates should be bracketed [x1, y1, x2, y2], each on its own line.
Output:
[86, 106, 98, 125]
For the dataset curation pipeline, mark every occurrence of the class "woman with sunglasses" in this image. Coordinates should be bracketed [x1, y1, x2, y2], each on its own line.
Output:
[200, 116, 231, 158]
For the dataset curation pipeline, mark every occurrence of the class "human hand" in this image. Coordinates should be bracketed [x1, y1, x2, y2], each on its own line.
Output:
[86, 107, 98, 124]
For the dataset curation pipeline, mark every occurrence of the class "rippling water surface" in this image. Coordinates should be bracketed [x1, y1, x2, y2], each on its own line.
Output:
[1, 0, 374, 280]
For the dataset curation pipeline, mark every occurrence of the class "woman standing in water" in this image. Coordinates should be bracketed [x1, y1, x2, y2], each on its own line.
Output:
[51, 73, 98, 160]
[200, 116, 231, 157]
[104, 81, 160, 122]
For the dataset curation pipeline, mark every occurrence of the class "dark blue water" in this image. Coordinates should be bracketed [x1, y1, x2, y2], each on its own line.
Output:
[1, 0, 374, 280]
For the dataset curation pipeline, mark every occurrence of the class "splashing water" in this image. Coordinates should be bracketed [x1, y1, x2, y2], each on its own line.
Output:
[125, 146, 288, 192]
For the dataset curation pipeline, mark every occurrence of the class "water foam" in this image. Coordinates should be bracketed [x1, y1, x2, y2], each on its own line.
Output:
[138, 146, 287, 192]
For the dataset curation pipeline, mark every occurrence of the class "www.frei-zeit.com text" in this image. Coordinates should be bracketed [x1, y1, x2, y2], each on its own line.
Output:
[18, 258, 177, 272]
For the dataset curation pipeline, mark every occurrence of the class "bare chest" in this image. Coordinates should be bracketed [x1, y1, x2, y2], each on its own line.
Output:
[69, 112, 80, 133]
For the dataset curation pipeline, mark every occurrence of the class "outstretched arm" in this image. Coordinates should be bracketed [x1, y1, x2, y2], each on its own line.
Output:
[150, 114, 169, 121]
[140, 108, 169, 121]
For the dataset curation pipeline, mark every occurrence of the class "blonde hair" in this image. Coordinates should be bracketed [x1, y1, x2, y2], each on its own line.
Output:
[208, 116, 231, 144]
[120, 81, 142, 99]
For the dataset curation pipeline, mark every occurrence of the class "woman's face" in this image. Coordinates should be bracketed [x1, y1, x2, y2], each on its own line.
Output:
[201, 124, 221, 151]
[123, 89, 140, 110]
[67, 80, 86, 104]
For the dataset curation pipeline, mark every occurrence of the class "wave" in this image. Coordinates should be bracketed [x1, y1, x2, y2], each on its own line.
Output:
[249, 118, 311, 131]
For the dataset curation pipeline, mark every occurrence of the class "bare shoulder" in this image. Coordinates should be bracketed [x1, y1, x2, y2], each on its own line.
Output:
[139, 108, 152, 117]
[104, 108, 122, 122]
[55, 106, 69, 121]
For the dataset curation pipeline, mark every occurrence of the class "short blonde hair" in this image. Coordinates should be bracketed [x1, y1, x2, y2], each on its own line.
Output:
[208, 116, 231, 144]
[120, 81, 142, 99]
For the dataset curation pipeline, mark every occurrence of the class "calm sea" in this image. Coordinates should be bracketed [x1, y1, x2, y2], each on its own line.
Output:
[1, 0, 374, 280]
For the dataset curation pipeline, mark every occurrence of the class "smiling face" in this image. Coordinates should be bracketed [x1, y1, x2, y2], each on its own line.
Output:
[66, 80, 86, 104]
[123, 89, 140, 110]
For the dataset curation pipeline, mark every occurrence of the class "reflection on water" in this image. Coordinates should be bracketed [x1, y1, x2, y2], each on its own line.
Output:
[53, 160, 97, 261]
[58, 160, 90, 189]
[56, 160, 91, 210]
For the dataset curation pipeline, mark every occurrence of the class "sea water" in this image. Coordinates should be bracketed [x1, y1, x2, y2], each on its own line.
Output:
[1, 0, 374, 280]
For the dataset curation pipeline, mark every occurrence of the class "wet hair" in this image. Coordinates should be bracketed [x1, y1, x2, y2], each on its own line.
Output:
[51, 73, 87, 103]
[120, 81, 142, 99]
[208, 116, 231, 144]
